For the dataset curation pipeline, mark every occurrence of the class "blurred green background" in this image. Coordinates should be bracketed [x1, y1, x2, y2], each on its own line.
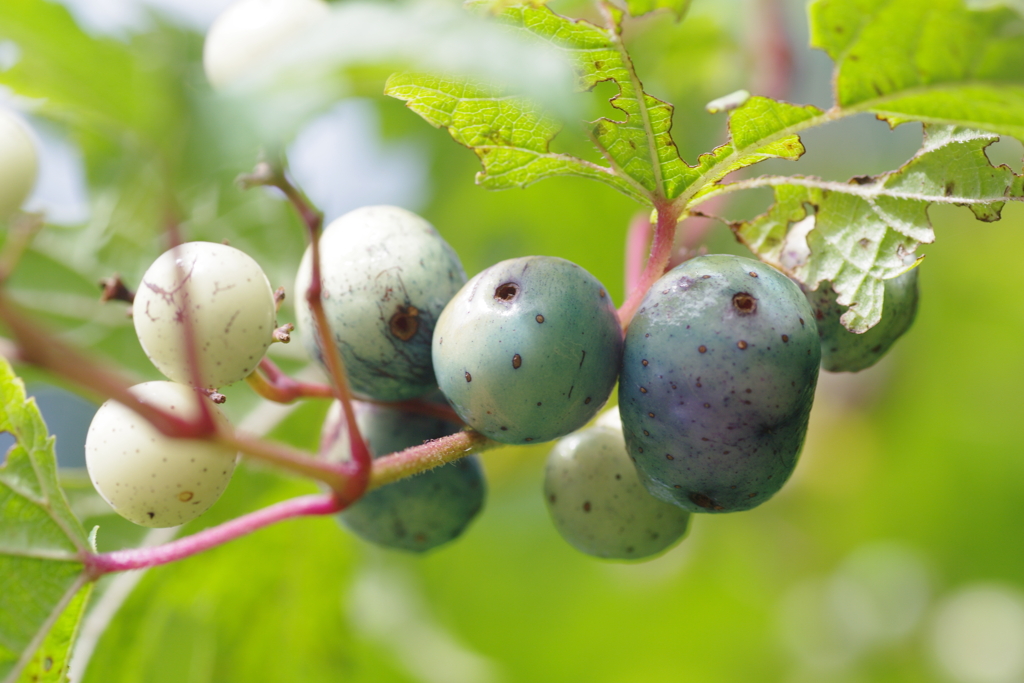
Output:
[3, 0, 1024, 681]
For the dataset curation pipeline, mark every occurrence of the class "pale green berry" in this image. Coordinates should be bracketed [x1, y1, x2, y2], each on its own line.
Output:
[0, 110, 38, 221]
[203, 0, 331, 89]
[85, 382, 238, 528]
[545, 419, 691, 560]
[133, 242, 277, 390]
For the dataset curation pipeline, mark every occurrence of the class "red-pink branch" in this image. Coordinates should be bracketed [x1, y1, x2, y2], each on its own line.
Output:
[83, 493, 343, 576]
[617, 201, 684, 329]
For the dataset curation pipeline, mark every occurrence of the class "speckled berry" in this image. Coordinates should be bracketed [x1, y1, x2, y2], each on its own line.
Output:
[545, 416, 691, 561]
[432, 256, 623, 445]
[807, 268, 919, 373]
[203, 0, 330, 89]
[0, 110, 38, 221]
[619, 254, 820, 513]
[85, 382, 239, 528]
[322, 398, 485, 553]
[294, 206, 466, 401]
[133, 242, 277, 390]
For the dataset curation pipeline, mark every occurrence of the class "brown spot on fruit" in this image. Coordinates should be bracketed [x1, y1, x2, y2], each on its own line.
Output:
[494, 282, 519, 301]
[388, 305, 420, 341]
[640, 387, 648, 394]
[737, 340, 748, 349]
[549, 494, 556, 503]
[642, 359, 649, 366]
[648, 412, 655, 418]
[782, 334, 789, 342]
[178, 491, 194, 502]
[585, 397, 592, 404]
[535, 314, 545, 323]
[512, 353, 522, 369]
[732, 292, 757, 315]
[147, 511, 155, 519]
[665, 453, 674, 460]
[699, 345, 707, 353]
[689, 492, 725, 511]
[749, 271, 758, 278]
[583, 501, 592, 512]
[465, 371, 472, 382]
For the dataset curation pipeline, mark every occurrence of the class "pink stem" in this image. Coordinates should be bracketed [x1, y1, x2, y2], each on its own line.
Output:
[624, 211, 652, 297]
[83, 493, 343, 576]
[617, 202, 683, 329]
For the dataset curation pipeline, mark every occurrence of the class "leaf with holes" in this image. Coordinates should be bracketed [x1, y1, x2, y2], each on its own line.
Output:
[810, 0, 1024, 140]
[0, 356, 91, 683]
[732, 126, 1024, 332]
[387, 1, 695, 204]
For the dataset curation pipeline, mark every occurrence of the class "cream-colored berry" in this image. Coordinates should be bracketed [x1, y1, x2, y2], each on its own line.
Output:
[203, 0, 331, 89]
[0, 110, 38, 221]
[85, 382, 239, 528]
[133, 242, 276, 390]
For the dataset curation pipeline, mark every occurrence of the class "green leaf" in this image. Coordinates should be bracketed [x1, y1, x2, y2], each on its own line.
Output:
[732, 126, 1024, 332]
[385, 73, 646, 201]
[16, 584, 93, 683]
[625, 0, 692, 21]
[387, 2, 692, 204]
[0, 357, 91, 683]
[682, 96, 824, 199]
[810, 0, 1024, 140]
[0, 0, 179, 152]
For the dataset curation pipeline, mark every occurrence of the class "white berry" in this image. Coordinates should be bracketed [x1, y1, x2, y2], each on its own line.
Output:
[85, 382, 239, 528]
[203, 0, 331, 89]
[0, 109, 38, 221]
[133, 242, 277, 390]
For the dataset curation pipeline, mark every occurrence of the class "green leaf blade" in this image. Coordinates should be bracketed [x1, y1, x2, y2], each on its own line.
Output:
[679, 97, 825, 197]
[388, 2, 692, 203]
[0, 357, 90, 683]
[16, 582, 92, 683]
[810, 0, 1024, 139]
[385, 72, 646, 200]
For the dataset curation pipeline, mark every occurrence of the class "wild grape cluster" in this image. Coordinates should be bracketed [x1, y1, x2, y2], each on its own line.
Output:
[66, 0, 924, 557]
[74, 197, 917, 555]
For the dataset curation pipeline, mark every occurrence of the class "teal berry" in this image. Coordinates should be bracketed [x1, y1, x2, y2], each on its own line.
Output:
[619, 254, 820, 514]
[545, 417, 691, 561]
[322, 399, 485, 553]
[807, 268, 919, 373]
[294, 205, 467, 401]
[432, 256, 623, 445]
